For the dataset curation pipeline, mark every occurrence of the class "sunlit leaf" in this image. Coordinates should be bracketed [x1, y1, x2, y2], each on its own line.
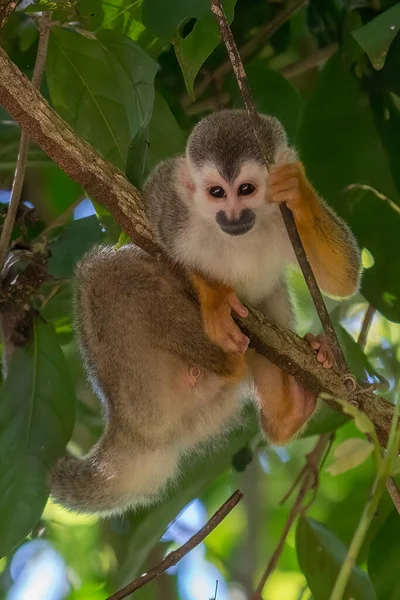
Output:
[296, 517, 376, 600]
[326, 438, 373, 476]
[0, 321, 75, 557]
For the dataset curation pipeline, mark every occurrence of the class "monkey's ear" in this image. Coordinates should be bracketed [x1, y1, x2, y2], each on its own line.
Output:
[275, 146, 298, 165]
[177, 159, 195, 193]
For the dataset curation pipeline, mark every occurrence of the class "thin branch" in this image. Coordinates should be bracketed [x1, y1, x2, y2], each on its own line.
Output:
[357, 304, 400, 514]
[105, 490, 243, 600]
[0, 44, 396, 445]
[183, 0, 308, 107]
[0, 10, 51, 271]
[209, 0, 348, 373]
[0, 0, 17, 30]
[252, 434, 333, 600]
[357, 304, 376, 351]
[345, 183, 400, 217]
[186, 43, 338, 117]
[281, 42, 338, 79]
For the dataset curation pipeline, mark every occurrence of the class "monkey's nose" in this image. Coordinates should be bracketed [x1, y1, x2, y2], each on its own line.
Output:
[216, 209, 256, 236]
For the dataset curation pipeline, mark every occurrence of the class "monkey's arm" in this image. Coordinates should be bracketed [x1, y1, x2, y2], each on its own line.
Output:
[268, 162, 361, 297]
[189, 273, 250, 378]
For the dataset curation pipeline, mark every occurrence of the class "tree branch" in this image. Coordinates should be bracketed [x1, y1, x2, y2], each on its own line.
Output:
[106, 490, 243, 600]
[209, 0, 348, 373]
[0, 10, 51, 270]
[0, 0, 17, 30]
[252, 433, 333, 600]
[0, 45, 396, 445]
[182, 0, 309, 108]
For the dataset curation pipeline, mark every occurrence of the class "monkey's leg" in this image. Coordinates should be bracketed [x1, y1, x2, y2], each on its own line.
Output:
[267, 160, 360, 297]
[247, 350, 317, 444]
[189, 272, 250, 379]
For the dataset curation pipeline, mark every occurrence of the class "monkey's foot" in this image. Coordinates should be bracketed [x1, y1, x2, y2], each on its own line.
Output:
[203, 290, 250, 355]
[304, 333, 334, 369]
[261, 374, 317, 444]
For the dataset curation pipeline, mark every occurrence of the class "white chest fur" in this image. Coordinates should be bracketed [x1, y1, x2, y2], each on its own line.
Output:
[173, 207, 295, 306]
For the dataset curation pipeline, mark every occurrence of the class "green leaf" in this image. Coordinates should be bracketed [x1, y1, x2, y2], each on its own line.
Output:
[321, 395, 376, 436]
[46, 27, 158, 170]
[0, 320, 75, 557]
[296, 517, 377, 600]
[229, 61, 302, 141]
[142, 0, 237, 95]
[126, 113, 151, 189]
[298, 54, 400, 322]
[48, 215, 104, 278]
[148, 91, 186, 169]
[303, 402, 349, 436]
[368, 509, 400, 600]
[326, 438, 373, 476]
[352, 4, 400, 70]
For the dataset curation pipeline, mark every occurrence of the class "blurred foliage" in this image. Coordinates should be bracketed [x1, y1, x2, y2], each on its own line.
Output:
[1, 0, 400, 599]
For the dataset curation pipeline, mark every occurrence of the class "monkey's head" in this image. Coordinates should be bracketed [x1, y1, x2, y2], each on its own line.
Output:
[185, 110, 287, 236]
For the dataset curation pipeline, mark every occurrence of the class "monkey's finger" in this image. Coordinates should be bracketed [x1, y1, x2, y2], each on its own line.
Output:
[304, 333, 321, 351]
[227, 292, 248, 318]
[268, 178, 299, 196]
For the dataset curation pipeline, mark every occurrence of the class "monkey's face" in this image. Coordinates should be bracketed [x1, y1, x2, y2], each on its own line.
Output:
[189, 161, 268, 236]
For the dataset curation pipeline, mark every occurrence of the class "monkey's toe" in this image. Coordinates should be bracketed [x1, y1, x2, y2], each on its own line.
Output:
[304, 333, 334, 369]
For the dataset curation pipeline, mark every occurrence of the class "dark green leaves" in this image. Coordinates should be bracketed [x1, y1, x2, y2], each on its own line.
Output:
[46, 28, 158, 170]
[142, 0, 237, 95]
[296, 517, 376, 600]
[352, 4, 400, 70]
[298, 54, 400, 322]
[368, 509, 400, 600]
[48, 215, 104, 279]
[0, 321, 75, 557]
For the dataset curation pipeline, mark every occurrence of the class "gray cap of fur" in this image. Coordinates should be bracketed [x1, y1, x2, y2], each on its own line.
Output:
[186, 109, 287, 182]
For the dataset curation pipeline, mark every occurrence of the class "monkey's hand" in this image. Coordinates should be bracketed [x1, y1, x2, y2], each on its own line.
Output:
[189, 273, 250, 379]
[267, 161, 316, 221]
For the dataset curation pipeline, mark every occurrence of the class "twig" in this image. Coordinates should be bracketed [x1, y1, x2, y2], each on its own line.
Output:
[105, 490, 243, 600]
[210, 0, 348, 373]
[329, 388, 400, 600]
[0, 0, 17, 30]
[345, 183, 400, 217]
[357, 304, 376, 351]
[0, 45, 397, 443]
[357, 304, 400, 515]
[186, 43, 338, 117]
[183, 0, 308, 107]
[252, 434, 333, 600]
[281, 42, 338, 79]
[0, 10, 51, 271]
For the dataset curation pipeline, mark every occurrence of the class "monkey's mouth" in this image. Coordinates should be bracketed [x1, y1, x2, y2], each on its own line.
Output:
[216, 209, 256, 236]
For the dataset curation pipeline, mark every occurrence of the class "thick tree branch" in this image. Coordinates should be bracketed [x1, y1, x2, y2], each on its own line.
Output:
[0, 0, 17, 30]
[0, 46, 395, 446]
[106, 490, 243, 600]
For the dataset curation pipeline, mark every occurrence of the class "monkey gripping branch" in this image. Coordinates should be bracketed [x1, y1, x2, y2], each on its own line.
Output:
[0, 45, 395, 447]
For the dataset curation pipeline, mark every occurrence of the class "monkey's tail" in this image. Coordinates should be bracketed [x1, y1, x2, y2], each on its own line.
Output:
[49, 437, 179, 516]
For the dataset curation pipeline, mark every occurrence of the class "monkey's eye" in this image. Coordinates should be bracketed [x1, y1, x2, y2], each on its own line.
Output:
[238, 183, 255, 196]
[208, 186, 226, 199]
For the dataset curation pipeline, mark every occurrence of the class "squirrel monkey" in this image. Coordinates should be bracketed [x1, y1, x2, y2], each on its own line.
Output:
[50, 110, 361, 515]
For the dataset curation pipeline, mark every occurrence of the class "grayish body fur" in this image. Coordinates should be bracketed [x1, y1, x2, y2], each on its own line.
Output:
[50, 110, 360, 514]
